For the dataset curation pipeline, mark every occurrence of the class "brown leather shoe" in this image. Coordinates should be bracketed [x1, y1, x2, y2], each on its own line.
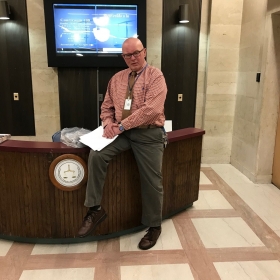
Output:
[78, 208, 107, 238]
[138, 226, 162, 250]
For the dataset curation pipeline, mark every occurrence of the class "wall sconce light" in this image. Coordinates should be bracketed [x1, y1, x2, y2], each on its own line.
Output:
[179, 4, 189, 23]
[0, 1, 11, 20]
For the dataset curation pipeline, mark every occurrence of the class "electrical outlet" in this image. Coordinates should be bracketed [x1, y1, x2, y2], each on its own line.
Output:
[178, 94, 183, 102]
[13, 93, 19, 101]
[98, 94, 103, 101]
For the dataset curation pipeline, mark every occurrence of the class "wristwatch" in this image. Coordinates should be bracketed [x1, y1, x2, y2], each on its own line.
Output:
[119, 123, 125, 131]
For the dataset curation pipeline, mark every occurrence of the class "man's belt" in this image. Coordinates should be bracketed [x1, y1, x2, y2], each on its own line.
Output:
[137, 125, 161, 129]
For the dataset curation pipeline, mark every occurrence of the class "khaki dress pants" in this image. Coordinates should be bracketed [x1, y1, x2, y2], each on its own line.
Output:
[84, 127, 166, 227]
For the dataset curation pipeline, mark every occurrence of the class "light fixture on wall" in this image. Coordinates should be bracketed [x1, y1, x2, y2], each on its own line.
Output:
[179, 4, 189, 23]
[0, 1, 11, 20]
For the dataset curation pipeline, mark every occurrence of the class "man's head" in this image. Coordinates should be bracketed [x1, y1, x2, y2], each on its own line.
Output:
[122, 38, 146, 72]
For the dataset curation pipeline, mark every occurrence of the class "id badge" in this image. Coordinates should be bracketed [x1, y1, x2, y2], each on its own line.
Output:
[124, 99, 132, 110]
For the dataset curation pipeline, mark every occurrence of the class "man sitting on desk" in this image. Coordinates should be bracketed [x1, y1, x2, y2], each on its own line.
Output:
[78, 37, 168, 250]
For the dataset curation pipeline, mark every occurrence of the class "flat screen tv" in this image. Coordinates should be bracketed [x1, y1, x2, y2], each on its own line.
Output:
[43, 0, 146, 67]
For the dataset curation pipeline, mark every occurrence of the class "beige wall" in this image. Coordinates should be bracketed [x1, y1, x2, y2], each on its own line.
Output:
[231, 0, 280, 182]
[195, 0, 210, 129]
[21, 0, 60, 141]
[267, 0, 280, 13]
[146, 0, 163, 69]
[254, 9, 280, 182]
[231, 0, 267, 180]
[200, 0, 243, 163]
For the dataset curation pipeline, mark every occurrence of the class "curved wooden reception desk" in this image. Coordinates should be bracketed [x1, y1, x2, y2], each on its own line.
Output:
[0, 128, 204, 243]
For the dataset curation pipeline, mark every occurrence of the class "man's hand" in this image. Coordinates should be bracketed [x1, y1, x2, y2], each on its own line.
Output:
[103, 123, 123, 138]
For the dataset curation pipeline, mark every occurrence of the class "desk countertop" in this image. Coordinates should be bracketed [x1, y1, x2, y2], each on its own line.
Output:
[0, 128, 205, 153]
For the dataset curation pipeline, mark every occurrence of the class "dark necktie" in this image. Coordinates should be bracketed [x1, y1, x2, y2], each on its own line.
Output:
[121, 71, 137, 120]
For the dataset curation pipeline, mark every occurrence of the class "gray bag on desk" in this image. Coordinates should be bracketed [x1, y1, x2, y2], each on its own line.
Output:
[60, 127, 91, 148]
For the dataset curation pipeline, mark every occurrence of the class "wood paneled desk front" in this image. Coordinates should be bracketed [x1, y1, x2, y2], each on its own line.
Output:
[0, 128, 204, 243]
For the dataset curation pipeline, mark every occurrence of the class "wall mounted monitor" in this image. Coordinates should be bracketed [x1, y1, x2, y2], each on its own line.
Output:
[43, 0, 146, 67]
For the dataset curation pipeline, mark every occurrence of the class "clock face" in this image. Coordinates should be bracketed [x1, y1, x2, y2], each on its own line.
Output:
[49, 154, 88, 191]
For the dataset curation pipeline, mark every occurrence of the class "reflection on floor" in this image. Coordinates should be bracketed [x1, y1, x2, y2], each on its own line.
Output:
[1, 164, 280, 280]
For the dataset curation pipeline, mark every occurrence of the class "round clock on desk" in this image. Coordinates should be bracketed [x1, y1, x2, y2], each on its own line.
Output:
[49, 154, 88, 191]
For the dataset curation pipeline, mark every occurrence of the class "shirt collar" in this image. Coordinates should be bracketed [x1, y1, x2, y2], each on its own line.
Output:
[136, 62, 148, 74]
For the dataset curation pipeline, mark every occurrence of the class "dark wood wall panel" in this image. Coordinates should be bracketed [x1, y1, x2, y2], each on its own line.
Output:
[162, 0, 202, 130]
[0, 0, 35, 135]
[58, 68, 98, 130]
[58, 67, 125, 130]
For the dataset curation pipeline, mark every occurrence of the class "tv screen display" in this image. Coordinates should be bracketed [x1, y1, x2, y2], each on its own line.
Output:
[54, 4, 137, 56]
[43, 0, 146, 68]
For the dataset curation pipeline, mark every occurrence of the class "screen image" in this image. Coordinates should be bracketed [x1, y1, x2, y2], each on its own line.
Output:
[53, 4, 138, 56]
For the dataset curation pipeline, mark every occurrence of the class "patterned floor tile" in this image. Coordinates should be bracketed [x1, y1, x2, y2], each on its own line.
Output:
[192, 217, 265, 248]
[120, 264, 194, 280]
[199, 171, 213, 185]
[32, 242, 97, 255]
[0, 240, 13, 257]
[214, 260, 280, 280]
[19, 268, 95, 280]
[193, 190, 233, 210]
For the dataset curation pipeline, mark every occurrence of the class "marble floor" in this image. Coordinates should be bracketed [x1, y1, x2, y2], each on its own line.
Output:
[1, 164, 280, 280]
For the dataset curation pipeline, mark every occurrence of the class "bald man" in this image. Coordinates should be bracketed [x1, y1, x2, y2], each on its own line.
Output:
[78, 38, 168, 250]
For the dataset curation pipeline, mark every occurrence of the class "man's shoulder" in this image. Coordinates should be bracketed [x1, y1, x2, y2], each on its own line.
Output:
[147, 64, 162, 75]
[112, 68, 130, 80]
[146, 65, 164, 77]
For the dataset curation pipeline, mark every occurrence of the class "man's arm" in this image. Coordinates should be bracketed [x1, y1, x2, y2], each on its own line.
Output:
[100, 78, 116, 128]
[100, 77, 126, 139]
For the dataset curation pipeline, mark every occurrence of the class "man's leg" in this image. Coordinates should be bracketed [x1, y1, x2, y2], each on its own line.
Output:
[130, 128, 165, 249]
[78, 134, 130, 237]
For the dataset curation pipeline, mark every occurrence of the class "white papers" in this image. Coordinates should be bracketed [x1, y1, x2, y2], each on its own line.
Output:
[79, 126, 118, 151]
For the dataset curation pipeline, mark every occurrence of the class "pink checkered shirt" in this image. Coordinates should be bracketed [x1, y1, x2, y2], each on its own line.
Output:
[101, 63, 167, 130]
